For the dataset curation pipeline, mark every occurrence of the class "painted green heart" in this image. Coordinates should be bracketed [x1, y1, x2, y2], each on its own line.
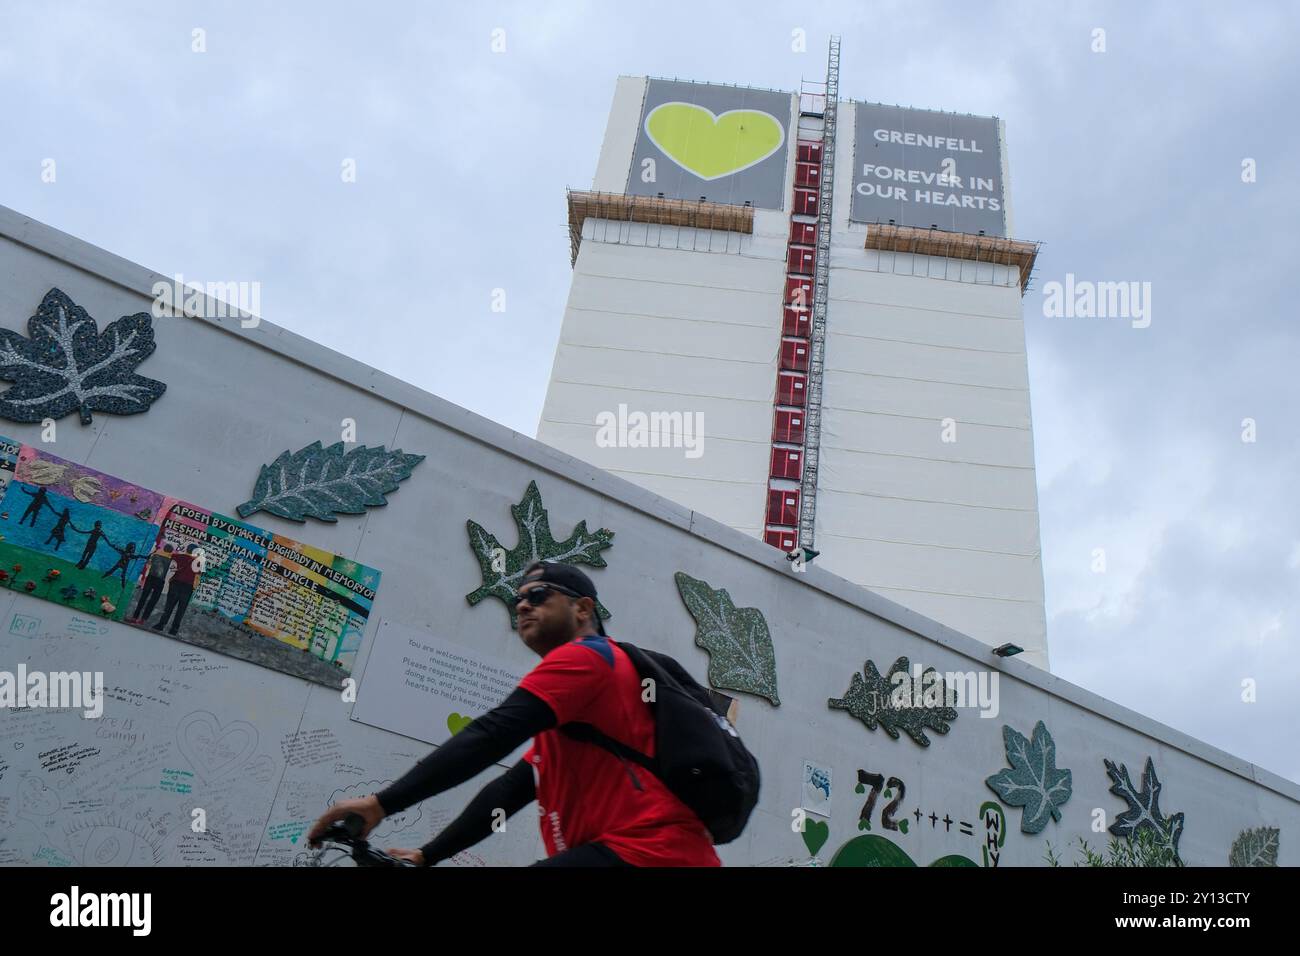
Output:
[447, 713, 473, 735]
[645, 103, 784, 181]
[829, 834, 978, 868]
[802, 818, 829, 857]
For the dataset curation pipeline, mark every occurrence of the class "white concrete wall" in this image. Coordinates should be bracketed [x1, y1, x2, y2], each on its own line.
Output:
[592, 76, 647, 192]
[0, 206, 1296, 869]
[537, 222, 788, 539]
[815, 265, 1047, 669]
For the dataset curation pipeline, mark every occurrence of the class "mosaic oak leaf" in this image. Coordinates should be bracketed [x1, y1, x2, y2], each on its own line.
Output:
[828, 656, 957, 747]
[236, 441, 424, 522]
[0, 288, 166, 425]
[1228, 826, 1279, 867]
[673, 571, 779, 705]
[465, 480, 614, 629]
[984, 720, 1072, 833]
[1104, 756, 1185, 863]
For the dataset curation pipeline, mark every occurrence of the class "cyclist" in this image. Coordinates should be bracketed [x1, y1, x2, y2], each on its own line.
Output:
[307, 561, 720, 867]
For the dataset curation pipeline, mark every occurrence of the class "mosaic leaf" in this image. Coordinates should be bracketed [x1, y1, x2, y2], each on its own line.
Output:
[1105, 756, 1185, 863]
[673, 571, 779, 705]
[465, 480, 614, 629]
[0, 288, 166, 425]
[1228, 826, 1279, 867]
[984, 720, 1072, 833]
[236, 441, 424, 522]
[828, 656, 957, 747]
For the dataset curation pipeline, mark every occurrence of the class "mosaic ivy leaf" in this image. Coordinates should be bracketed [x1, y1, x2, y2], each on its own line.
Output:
[828, 656, 956, 747]
[673, 571, 779, 705]
[1228, 826, 1279, 867]
[465, 480, 614, 629]
[236, 441, 424, 522]
[0, 288, 166, 425]
[1105, 756, 1185, 863]
[984, 720, 1072, 834]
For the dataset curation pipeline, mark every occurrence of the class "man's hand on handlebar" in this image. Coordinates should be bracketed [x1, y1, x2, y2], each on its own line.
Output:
[307, 794, 386, 848]
[387, 848, 425, 866]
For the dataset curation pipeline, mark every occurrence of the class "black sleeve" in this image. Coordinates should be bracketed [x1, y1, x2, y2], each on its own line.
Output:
[374, 687, 555, 815]
[418, 759, 536, 865]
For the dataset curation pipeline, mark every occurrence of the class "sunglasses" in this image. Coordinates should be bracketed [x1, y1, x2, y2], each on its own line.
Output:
[516, 582, 582, 607]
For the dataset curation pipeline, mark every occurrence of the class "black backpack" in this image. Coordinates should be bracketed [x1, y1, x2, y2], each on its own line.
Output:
[560, 640, 761, 844]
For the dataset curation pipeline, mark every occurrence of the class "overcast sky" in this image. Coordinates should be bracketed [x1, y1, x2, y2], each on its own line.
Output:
[2, 1, 1296, 784]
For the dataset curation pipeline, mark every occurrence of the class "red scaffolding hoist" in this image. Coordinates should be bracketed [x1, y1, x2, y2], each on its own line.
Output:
[763, 36, 841, 555]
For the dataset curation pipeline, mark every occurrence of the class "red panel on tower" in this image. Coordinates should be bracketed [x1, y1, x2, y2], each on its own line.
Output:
[766, 488, 799, 527]
[795, 162, 821, 188]
[777, 371, 807, 407]
[789, 221, 817, 246]
[780, 339, 809, 371]
[794, 188, 819, 216]
[786, 247, 815, 275]
[765, 528, 798, 551]
[785, 276, 813, 307]
[797, 141, 823, 165]
[773, 409, 805, 443]
[770, 447, 803, 480]
[783, 307, 810, 337]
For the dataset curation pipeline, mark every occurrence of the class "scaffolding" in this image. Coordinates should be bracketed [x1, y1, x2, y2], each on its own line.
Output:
[566, 190, 755, 266]
[864, 223, 1042, 292]
[796, 35, 841, 553]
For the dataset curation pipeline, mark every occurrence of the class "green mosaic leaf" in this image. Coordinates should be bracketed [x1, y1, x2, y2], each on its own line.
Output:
[828, 656, 956, 747]
[1105, 756, 1185, 864]
[985, 720, 1072, 834]
[0, 288, 167, 425]
[673, 571, 779, 705]
[236, 441, 424, 522]
[466, 480, 614, 629]
[1228, 826, 1279, 867]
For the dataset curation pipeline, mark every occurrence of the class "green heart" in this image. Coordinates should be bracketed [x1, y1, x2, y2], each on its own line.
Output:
[645, 103, 784, 181]
[447, 713, 473, 735]
[829, 835, 979, 868]
[802, 818, 829, 857]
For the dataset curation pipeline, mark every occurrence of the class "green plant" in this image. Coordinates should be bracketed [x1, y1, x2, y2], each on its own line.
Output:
[1044, 827, 1184, 867]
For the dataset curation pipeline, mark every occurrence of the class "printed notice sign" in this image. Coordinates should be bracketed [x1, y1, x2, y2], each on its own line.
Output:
[352, 619, 530, 763]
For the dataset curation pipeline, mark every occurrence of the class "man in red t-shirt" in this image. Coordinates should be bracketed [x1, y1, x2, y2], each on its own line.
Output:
[152, 543, 201, 636]
[308, 561, 720, 867]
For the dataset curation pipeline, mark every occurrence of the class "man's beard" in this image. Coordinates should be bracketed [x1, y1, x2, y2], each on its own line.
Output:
[529, 613, 573, 652]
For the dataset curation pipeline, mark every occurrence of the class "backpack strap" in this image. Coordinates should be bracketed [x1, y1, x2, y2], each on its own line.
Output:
[558, 638, 660, 773]
[559, 722, 656, 774]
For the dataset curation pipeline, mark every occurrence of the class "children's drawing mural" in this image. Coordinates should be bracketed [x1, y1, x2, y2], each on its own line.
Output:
[0, 436, 379, 686]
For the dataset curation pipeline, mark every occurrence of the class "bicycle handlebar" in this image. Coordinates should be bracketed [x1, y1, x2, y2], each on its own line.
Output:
[315, 813, 417, 868]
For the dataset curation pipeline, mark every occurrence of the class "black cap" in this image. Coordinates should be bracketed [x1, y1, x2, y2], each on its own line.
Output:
[522, 561, 605, 635]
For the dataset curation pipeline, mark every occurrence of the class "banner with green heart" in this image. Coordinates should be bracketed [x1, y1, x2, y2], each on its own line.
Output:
[645, 102, 785, 181]
[629, 79, 792, 211]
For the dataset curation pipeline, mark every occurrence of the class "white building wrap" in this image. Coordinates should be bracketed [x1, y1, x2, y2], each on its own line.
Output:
[540, 87, 1048, 669]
